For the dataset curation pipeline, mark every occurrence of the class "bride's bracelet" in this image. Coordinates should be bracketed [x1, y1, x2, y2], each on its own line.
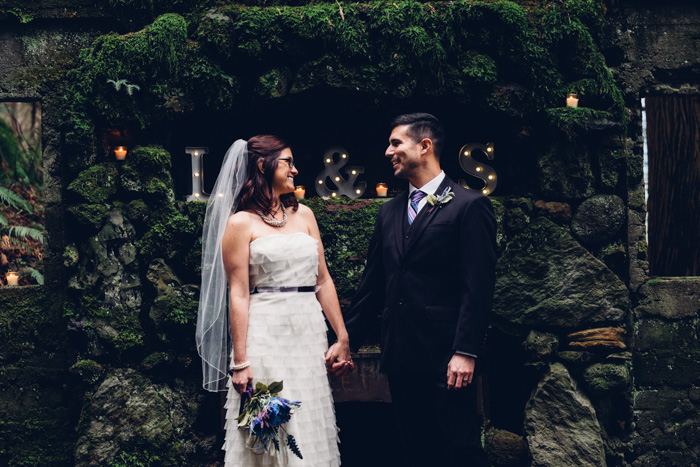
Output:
[228, 361, 251, 376]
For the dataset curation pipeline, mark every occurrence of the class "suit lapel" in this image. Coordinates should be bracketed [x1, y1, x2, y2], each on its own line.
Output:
[404, 177, 453, 255]
[391, 191, 409, 258]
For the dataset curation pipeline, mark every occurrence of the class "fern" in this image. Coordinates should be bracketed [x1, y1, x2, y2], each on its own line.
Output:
[0, 215, 6, 226]
[107, 79, 141, 95]
[0, 187, 31, 212]
[26, 266, 44, 285]
[126, 83, 141, 95]
[7, 225, 43, 243]
[107, 78, 126, 91]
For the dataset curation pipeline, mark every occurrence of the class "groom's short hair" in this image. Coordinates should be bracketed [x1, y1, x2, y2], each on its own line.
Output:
[390, 113, 445, 158]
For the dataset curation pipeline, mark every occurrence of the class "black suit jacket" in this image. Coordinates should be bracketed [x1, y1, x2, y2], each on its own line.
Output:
[345, 176, 497, 373]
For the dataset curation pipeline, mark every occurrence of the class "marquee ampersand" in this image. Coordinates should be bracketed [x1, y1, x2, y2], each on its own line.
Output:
[314, 147, 366, 199]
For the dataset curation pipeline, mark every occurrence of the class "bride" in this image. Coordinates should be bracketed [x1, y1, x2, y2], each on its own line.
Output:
[196, 135, 353, 466]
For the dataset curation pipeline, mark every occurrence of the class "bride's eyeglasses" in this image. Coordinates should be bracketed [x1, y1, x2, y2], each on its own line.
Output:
[279, 158, 295, 169]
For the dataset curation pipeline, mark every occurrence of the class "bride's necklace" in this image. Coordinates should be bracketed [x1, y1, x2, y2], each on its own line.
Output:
[256, 203, 287, 228]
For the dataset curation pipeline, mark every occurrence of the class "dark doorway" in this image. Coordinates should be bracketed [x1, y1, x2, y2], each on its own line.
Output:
[645, 95, 700, 276]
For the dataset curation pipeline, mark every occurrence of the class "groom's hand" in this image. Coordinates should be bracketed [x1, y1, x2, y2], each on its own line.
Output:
[447, 354, 475, 390]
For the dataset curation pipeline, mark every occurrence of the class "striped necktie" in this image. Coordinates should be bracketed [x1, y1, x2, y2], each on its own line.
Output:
[408, 190, 427, 225]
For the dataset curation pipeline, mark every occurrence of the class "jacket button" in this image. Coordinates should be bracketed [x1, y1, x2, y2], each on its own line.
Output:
[399, 298, 405, 306]
[405, 233, 411, 239]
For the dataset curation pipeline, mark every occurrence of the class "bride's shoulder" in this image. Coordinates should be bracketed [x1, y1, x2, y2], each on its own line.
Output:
[294, 203, 316, 220]
[228, 210, 255, 228]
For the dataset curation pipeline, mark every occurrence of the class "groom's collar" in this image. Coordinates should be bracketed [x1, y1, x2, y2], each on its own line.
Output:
[408, 170, 445, 196]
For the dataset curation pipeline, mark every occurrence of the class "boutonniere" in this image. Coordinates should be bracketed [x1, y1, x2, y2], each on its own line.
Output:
[426, 187, 455, 212]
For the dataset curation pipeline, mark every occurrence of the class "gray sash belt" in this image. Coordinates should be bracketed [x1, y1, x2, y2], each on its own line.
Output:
[249, 285, 319, 294]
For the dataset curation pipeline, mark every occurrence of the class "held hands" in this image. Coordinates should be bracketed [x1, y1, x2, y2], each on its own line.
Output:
[231, 366, 254, 394]
[325, 341, 354, 377]
[447, 354, 475, 390]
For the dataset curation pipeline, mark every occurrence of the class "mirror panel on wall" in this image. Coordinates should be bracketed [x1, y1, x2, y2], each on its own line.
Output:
[0, 101, 44, 286]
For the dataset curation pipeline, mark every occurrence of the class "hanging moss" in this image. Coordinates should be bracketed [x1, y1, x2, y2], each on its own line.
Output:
[545, 107, 616, 139]
[60, 0, 626, 165]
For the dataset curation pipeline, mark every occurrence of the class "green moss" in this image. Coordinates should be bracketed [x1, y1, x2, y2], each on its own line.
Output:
[0, 286, 57, 358]
[69, 360, 105, 385]
[63, 244, 80, 268]
[152, 289, 199, 326]
[545, 107, 616, 139]
[67, 203, 113, 230]
[62, 0, 626, 153]
[255, 68, 291, 98]
[137, 207, 197, 259]
[0, 287, 76, 466]
[67, 163, 120, 204]
[124, 199, 151, 224]
[141, 352, 168, 371]
[120, 147, 175, 202]
[301, 198, 381, 309]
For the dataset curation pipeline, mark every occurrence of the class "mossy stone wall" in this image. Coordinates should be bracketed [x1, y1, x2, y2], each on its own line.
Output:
[0, 0, 700, 465]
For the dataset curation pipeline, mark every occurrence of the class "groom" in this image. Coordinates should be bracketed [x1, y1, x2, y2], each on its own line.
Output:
[344, 113, 496, 466]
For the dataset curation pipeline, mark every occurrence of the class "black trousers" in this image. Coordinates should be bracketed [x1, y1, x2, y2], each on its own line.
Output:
[387, 371, 489, 467]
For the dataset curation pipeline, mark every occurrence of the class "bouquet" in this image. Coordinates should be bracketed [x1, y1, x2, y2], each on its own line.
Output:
[236, 381, 303, 460]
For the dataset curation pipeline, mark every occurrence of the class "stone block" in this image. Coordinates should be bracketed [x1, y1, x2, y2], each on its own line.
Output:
[634, 319, 697, 352]
[635, 279, 700, 320]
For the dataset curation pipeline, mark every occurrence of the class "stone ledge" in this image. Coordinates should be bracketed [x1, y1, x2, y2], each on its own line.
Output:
[0, 0, 110, 21]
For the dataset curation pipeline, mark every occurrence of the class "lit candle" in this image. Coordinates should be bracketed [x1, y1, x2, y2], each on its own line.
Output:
[566, 92, 579, 108]
[294, 185, 306, 200]
[376, 183, 388, 197]
[114, 146, 127, 160]
[6, 272, 18, 286]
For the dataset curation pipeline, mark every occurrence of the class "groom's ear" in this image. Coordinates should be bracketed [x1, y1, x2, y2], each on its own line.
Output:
[420, 138, 433, 155]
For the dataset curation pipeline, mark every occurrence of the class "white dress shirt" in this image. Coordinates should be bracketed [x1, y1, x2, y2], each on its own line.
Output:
[407, 171, 446, 215]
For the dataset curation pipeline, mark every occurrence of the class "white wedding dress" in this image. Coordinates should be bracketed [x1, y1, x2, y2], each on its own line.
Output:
[223, 232, 341, 466]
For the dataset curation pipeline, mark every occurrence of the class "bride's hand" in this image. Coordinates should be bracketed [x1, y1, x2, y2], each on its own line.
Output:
[325, 342, 354, 376]
[231, 366, 253, 394]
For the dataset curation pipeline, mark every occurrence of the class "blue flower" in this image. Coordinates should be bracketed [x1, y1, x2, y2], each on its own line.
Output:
[269, 399, 292, 426]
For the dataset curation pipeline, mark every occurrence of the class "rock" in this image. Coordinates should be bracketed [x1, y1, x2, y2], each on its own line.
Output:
[635, 279, 700, 320]
[570, 195, 626, 246]
[582, 363, 630, 395]
[69, 359, 105, 386]
[505, 207, 531, 233]
[568, 327, 626, 350]
[523, 331, 559, 359]
[484, 427, 528, 466]
[634, 319, 696, 353]
[67, 163, 119, 204]
[74, 369, 201, 467]
[493, 218, 629, 333]
[525, 363, 607, 467]
[537, 142, 595, 199]
[534, 200, 572, 224]
[557, 351, 596, 368]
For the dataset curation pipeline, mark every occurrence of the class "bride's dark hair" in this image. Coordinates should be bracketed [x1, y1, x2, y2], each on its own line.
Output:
[237, 134, 299, 215]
